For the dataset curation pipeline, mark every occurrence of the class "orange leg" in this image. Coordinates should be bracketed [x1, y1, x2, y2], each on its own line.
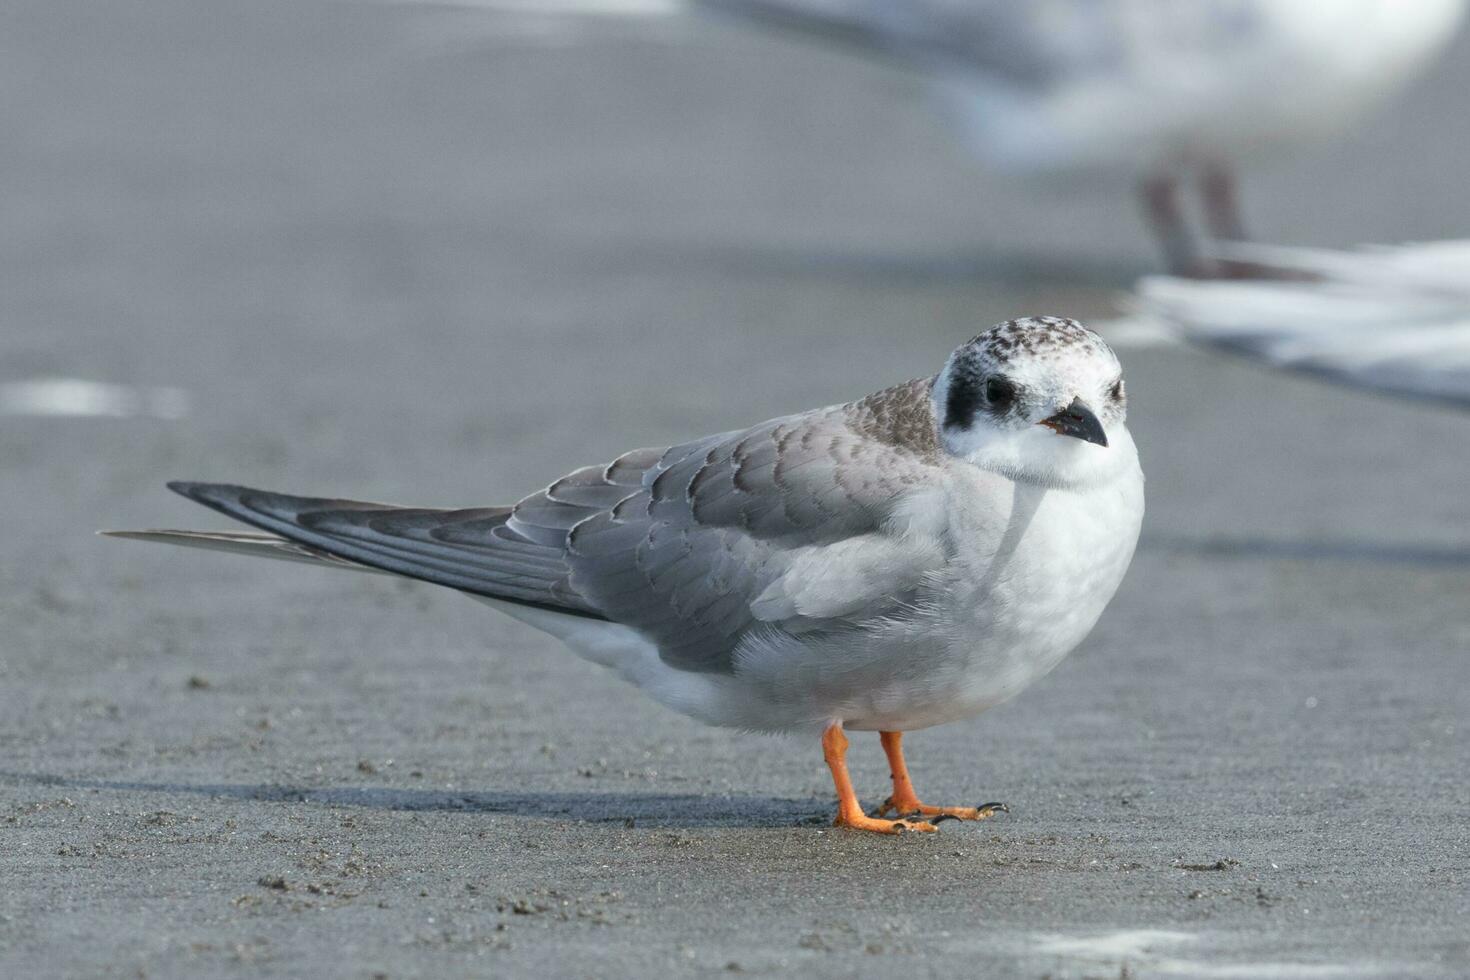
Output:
[873, 731, 1008, 823]
[822, 724, 936, 834]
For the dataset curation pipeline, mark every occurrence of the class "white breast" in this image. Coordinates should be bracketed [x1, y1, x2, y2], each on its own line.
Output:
[939, 457, 1145, 715]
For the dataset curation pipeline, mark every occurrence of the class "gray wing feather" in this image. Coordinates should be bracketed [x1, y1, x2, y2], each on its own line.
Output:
[563, 394, 942, 673]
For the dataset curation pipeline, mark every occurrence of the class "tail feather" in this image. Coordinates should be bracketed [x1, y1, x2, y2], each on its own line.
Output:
[1140, 239, 1470, 409]
[100, 529, 384, 572]
[691, 0, 894, 58]
[106, 482, 608, 621]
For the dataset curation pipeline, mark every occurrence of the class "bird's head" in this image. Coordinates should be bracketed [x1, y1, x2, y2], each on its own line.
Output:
[931, 316, 1134, 489]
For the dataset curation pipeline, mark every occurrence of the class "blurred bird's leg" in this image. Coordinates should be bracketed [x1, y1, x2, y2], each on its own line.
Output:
[1199, 164, 1316, 280]
[1139, 173, 1205, 276]
[822, 723, 936, 834]
[874, 731, 1008, 823]
[1200, 163, 1247, 243]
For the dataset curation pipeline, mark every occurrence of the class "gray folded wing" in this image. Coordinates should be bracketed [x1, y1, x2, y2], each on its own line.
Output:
[164, 378, 946, 674]
[560, 377, 944, 672]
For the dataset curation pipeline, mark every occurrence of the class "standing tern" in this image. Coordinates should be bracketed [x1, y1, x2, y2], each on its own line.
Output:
[109, 317, 1143, 833]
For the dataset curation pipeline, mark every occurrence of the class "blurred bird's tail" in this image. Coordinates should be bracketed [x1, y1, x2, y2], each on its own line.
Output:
[1138, 239, 1470, 409]
[689, 0, 893, 59]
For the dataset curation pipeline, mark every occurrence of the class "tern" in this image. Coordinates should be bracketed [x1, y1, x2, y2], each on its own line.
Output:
[110, 316, 1144, 833]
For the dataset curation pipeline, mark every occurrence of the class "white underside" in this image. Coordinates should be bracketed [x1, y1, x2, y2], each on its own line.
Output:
[472, 441, 1145, 737]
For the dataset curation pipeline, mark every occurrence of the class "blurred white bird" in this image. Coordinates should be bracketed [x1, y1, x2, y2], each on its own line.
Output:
[1137, 239, 1470, 406]
[693, 0, 1466, 273]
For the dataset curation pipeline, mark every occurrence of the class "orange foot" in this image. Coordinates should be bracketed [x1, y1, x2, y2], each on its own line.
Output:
[873, 798, 1008, 823]
[822, 724, 938, 835]
[875, 731, 1008, 824]
[833, 810, 937, 835]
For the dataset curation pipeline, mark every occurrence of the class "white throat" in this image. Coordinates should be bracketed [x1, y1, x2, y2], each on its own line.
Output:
[945, 421, 1139, 492]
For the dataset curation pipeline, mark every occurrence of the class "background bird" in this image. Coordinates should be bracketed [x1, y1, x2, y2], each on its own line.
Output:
[691, 0, 1466, 274]
[1134, 238, 1470, 407]
[109, 317, 1144, 834]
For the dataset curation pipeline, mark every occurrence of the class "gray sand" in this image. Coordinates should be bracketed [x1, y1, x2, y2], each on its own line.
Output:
[2, 2, 1468, 977]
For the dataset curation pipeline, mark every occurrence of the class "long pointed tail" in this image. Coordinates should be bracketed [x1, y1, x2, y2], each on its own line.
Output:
[99, 528, 388, 574]
[105, 481, 609, 621]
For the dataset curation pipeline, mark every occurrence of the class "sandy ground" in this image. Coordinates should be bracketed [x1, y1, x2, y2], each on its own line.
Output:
[2, 2, 1469, 977]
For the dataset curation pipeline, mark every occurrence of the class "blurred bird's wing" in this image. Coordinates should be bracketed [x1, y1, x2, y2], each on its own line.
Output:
[123, 378, 958, 674]
[1139, 240, 1470, 409]
[692, 0, 1272, 91]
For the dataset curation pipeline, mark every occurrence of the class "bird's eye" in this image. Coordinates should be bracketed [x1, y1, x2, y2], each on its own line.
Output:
[985, 376, 1016, 409]
[1109, 378, 1125, 402]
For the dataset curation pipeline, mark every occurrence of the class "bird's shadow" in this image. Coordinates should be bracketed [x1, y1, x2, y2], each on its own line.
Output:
[1, 771, 827, 829]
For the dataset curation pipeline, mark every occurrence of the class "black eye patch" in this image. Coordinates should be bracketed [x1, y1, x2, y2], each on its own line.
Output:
[943, 372, 982, 429]
[945, 373, 1019, 430]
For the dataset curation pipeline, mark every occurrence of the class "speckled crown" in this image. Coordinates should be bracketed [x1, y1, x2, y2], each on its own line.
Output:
[967, 316, 1112, 366]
